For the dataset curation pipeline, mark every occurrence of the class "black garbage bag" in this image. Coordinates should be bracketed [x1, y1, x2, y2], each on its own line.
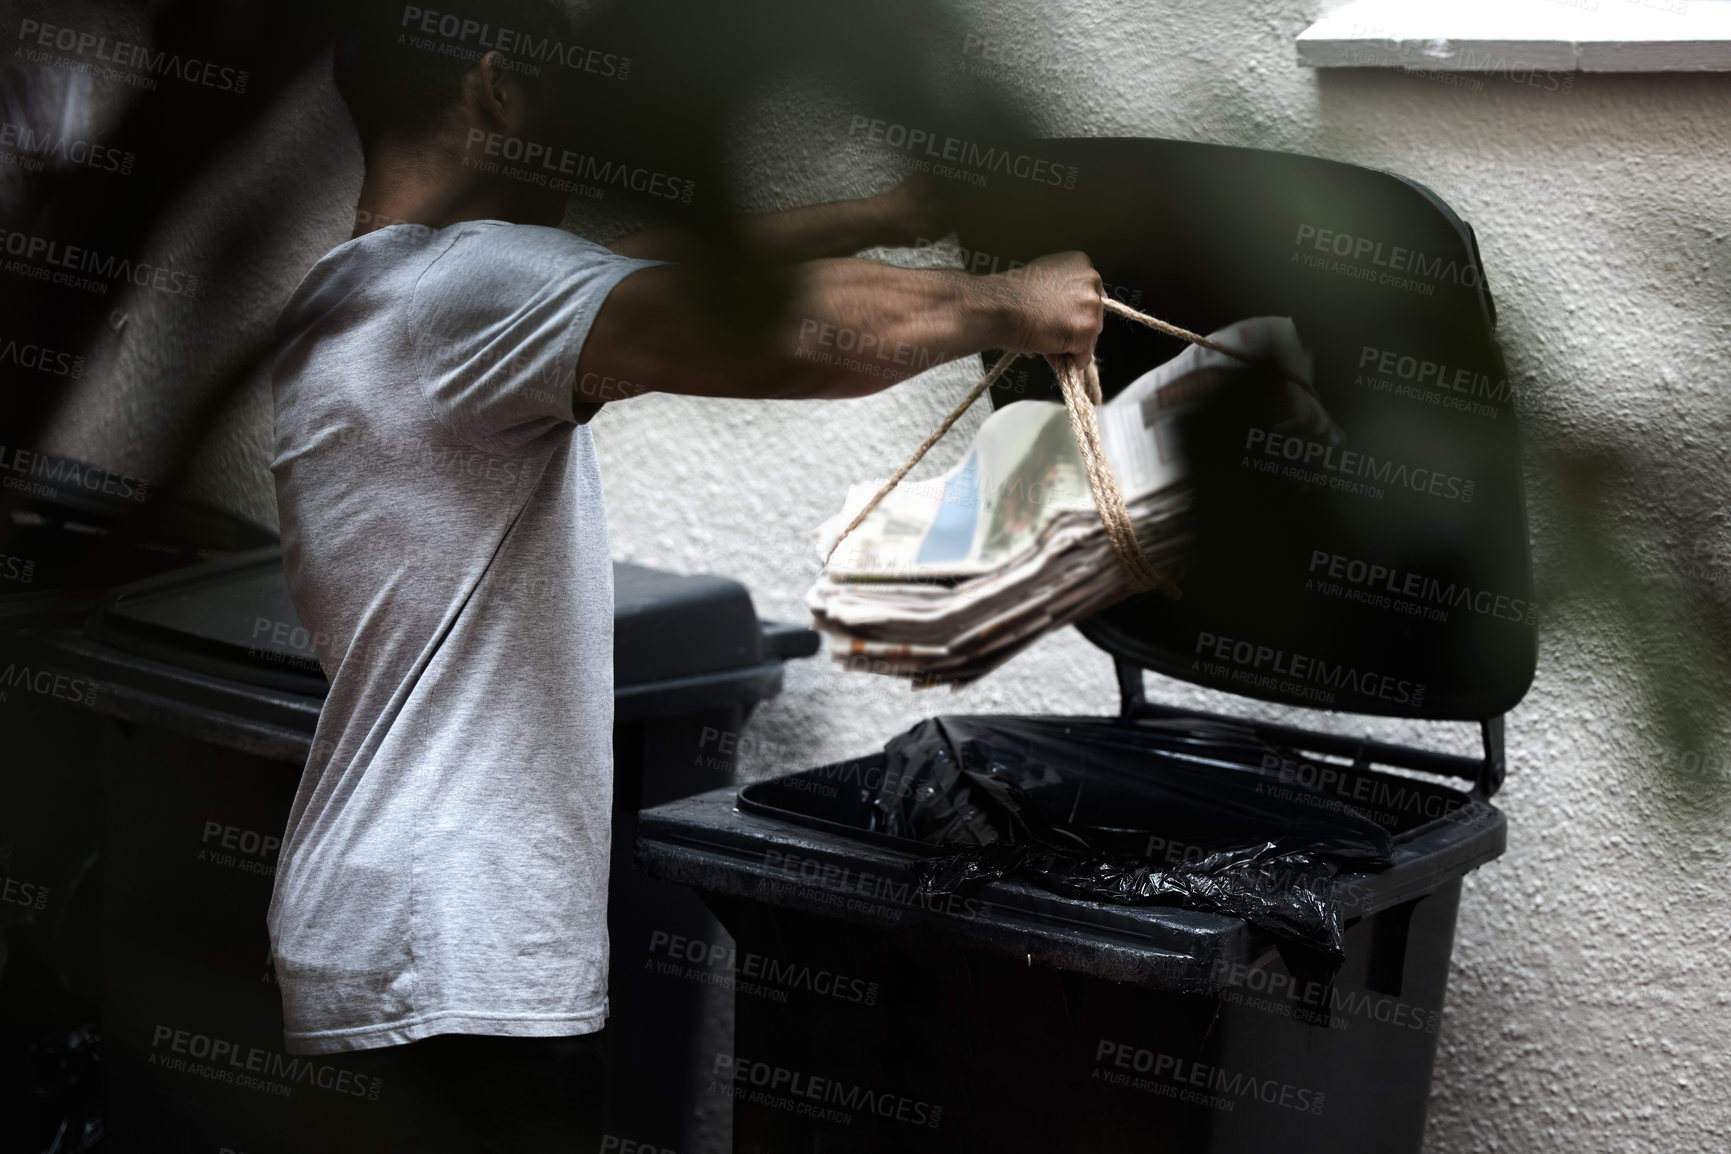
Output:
[868, 716, 1395, 957]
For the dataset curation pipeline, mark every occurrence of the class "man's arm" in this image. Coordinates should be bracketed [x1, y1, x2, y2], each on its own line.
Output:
[574, 251, 1103, 405]
[605, 178, 942, 265]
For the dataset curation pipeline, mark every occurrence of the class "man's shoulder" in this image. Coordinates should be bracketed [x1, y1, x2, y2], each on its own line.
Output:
[435, 221, 615, 269]
[278, 226, 455, 331]
[409, 223, 638, 333]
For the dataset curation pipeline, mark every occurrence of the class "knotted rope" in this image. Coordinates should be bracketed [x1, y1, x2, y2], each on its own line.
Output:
[824, 297, 1310, 593]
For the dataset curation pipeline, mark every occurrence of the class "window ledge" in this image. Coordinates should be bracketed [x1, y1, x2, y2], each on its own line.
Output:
[1298, 0, 1731, 72]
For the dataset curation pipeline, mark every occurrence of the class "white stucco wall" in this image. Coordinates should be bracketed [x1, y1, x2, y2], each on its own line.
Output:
[587, 6, 1731, 1151]
[39, 2, 1731, 1150]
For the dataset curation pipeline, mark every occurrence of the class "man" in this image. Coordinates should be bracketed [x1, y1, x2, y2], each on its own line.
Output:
[268, 2, 1105, 1149]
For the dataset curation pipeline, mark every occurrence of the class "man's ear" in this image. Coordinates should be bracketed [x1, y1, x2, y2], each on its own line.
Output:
[465, 50, 531, 137]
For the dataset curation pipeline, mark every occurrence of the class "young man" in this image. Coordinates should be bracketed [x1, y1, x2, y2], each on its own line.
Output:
[268, 2, 1105, 1149]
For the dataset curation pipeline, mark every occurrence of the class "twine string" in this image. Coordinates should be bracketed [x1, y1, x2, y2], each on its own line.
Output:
[823, 295, 1304, 592]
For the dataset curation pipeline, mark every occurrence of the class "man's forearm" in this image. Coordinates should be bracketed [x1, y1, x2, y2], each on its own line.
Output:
[779, 259, 1021, 397]
[577, 258, 1022, 404]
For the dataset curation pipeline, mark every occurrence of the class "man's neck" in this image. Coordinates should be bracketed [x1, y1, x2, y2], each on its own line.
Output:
[351, 136, 512, 238]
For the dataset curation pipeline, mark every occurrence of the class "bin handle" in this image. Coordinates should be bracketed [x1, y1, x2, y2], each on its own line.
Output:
[1115, 657, 1506, 797]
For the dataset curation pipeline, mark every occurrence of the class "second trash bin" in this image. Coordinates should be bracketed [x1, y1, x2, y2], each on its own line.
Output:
[20, 547, 814, 1153]
[0, 459, 274, 1153]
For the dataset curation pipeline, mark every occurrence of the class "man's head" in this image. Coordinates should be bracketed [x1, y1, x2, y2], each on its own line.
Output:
[334, 1, 580, 224]
[334, 1, 576, 156]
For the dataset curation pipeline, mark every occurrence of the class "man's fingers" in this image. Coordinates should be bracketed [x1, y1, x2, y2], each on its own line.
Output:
[1002, 249, 1107, 358]
[1074, 280, 1105, 358]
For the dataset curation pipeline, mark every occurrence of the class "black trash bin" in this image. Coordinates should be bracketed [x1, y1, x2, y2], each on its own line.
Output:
[641, 710, 1507, 1153]
[16, 546, 814, 1153]
[0, 457, 273, 1154]
[635, 137, 1536, 1154]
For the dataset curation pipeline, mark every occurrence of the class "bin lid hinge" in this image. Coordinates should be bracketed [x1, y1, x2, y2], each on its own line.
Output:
[1478, 715, 1507, 798]
[1116, 656, 1508, 796]
[1115, 656, 1148, 719]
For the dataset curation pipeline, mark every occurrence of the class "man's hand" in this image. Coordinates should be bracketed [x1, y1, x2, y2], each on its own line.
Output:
[998, 251, 1105, 362]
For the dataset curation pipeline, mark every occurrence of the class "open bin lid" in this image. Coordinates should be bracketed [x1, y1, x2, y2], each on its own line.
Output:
[951, 138, 1535, 726]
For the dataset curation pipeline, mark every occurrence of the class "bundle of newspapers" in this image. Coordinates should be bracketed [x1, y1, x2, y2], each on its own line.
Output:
[808, 317, 1331, 685]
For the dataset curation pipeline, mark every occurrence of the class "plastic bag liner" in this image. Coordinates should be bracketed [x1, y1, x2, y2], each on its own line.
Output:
[867, 716, 1396, 960]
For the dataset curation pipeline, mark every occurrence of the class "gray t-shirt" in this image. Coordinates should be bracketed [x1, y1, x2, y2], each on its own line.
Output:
[266, 220, 657, 1055]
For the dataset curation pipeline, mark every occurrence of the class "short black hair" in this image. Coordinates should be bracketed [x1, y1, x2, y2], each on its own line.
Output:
[333, 0, 575, 157]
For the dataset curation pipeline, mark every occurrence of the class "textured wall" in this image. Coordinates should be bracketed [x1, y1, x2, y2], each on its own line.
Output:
[41, 2, 1731, 1150]
[598, 11, 1731, 1149]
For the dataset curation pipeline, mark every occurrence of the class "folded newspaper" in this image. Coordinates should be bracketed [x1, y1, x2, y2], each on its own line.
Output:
[807, 317, 1334, 685]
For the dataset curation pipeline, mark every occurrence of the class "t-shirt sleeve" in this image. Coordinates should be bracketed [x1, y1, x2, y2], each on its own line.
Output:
[409, 222, 661, 455]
